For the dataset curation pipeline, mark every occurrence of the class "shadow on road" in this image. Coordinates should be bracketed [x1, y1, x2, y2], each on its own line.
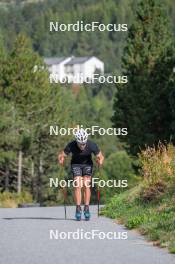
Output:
[2, 217, 76, 221]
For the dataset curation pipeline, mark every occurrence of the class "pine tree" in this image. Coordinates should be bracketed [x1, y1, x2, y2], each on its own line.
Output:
[112, 0, 175, 155]
[0, 33, 49, 194]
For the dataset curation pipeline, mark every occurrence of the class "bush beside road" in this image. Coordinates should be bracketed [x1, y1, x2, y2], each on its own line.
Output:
[102, 144, 175, 254]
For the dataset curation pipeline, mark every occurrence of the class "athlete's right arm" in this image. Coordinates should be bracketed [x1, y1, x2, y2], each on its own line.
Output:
[58, 142, 72, 165]
[58, 151, 67, 165]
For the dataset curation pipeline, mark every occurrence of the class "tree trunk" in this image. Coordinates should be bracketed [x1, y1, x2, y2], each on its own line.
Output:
[31, 160, 35, 199]
[17, 150, 23, 193]
[5, 164, 9, 191]
[37, 157, 43, 203]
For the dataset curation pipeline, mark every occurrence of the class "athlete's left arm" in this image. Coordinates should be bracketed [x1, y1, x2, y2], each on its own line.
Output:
[96, 151, 104, 166]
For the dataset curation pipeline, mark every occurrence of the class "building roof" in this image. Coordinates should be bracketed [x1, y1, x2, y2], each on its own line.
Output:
[44, 56, 102, 66]
[65, 57, 92, 65]
[44, 57, 66, 65]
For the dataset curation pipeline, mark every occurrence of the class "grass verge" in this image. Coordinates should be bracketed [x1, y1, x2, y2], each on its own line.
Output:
[0, 191, 33, 208]
[102, 185, 175, 253]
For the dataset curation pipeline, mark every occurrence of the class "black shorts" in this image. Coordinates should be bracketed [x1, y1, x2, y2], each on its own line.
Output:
[71, 164, 93, 177]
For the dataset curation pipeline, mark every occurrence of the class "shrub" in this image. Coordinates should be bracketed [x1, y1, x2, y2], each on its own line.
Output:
[102, 151, 137, 197]
[0, 191, 33, 208]
[138, 143, 175, 201]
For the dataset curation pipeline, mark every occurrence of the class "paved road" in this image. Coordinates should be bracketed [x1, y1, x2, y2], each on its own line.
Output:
[0, 205, 175, 264]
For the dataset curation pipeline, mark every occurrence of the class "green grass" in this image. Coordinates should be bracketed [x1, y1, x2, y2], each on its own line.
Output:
[102, 186, 175, 253]
[0, 191, 33, 208]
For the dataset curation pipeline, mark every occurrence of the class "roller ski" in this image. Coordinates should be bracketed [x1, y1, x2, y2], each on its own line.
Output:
[75, 205, 82, 221]
[84, 205, 91, 221]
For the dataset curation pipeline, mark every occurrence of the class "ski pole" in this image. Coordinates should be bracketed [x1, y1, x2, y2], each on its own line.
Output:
[97, 186, 100, 217]
[60, 165, 67, 220]
[63, 188, 67, 220]
[97, 165, 101, 217]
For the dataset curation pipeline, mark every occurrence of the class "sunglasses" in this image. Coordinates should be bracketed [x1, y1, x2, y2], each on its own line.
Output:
[78, 142, 86, 146]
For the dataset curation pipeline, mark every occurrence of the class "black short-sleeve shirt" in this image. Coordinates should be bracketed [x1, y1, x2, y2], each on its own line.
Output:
[64, 140, 100, 165]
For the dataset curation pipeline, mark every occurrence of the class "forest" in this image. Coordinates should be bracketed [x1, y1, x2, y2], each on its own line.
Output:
[0, 0, 174, 72]
[1, 0, 175, 253]
[0, 0, 175, 208]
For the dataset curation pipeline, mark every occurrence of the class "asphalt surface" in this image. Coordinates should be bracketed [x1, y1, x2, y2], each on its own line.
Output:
[0, 205, 175, 264]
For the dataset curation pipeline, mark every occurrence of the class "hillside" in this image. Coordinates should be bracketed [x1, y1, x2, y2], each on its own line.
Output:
[0, 0, 174, 72]
[102, 144, 175, 253]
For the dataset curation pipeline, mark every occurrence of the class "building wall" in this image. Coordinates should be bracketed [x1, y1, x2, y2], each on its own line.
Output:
[64, 57, 104, 83]
[48, 57, 104, 83]
[83, 57, 104, 79]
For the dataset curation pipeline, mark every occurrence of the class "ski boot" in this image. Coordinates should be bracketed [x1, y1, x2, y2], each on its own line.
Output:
[84, 205, 91, 221]
[75, 205, 82, 221]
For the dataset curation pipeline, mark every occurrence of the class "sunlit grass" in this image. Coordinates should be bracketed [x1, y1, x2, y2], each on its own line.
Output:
[0, 191, 33, 208]
[102, 143, 175, 253]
